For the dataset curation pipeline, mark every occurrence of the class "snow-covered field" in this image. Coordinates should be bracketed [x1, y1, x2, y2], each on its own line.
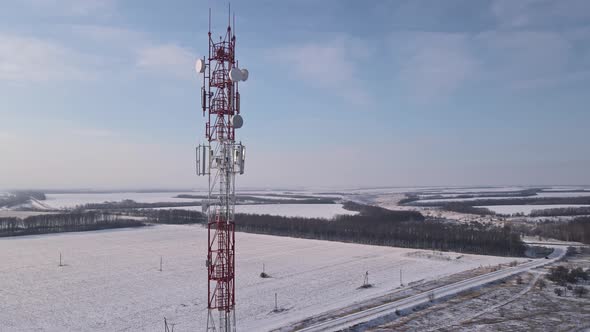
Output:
[42, 192, 323, 209]
[246, 195, 309, 201]
[235, 203, 356, 218]
[0, 225, 520, 332]
[535, 191, 590, 198]
[478, 204, 589, 215]
[416, 196, 526, 203]
[43, 192, 200, 209]
[0, 210, 57, 219]
[236, 204, 358, 219]
[541, 187, 590, 192]
[422, 186, 525, 194]
[416, 192, 590, 204]
[152, 203, 356, 219]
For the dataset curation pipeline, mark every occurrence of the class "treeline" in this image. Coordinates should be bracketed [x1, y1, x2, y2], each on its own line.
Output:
[75, 200, 200, 210]
[527, 217, 590, 244]
[234, 212, 525, 257]
[530, 207, 590, 217]
[76, 197, 336, 212]
[0, 191, 46, 208]
[142, 203, 523, 256]
[0, 212, 144, 237]
[439, 202, 496, 216]
[125, 209, 205, 224]
[176, 194, 336, 205]
[0, 200, 526, 255]
[415, 188, 542, 196]
[341, 201, 424, 219]
[399, 200, 496, 216]
[399, 195, 420, 204]
[400, 189, 541, 205]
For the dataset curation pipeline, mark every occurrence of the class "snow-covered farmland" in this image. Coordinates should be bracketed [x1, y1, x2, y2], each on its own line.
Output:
[0, 210, 57, 219]
[541, 187, 590, 192]
[478, 204, 589, 215]
[42, 192, 324, 210]
[535, 191, 590, 198]
[0, 225, 521, 331]
[246, 195, 309, 201]
[153, 203, 357, 219]
[235, 203, 356, 218]
[43, 192, 200, 209]
[421, 186, 525, 194]
[416, 196, 527, 204]
[416, 191, 590, 204]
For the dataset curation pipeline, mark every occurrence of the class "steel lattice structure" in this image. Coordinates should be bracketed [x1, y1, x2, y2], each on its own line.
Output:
[196, 9, 247, 332]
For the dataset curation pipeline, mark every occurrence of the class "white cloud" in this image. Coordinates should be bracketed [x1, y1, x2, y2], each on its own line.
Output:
[71, 128, 118, 138]
[0, 26, 200, 83]
[69, 24, 146, 46]
[475, 30, 574, 90]
[492, 0, 590, 28]
[390, 26, 589, 102]
[268, 37, 371, 106]
[0, 33, 97, 82]
[23, 0, 116, 17]
[68, 24, 201, 79]
[136, 44, 197, 79]
[383, 1, 590, 104]
[391, 32, 478, 104]
[0, 130, 195, 189]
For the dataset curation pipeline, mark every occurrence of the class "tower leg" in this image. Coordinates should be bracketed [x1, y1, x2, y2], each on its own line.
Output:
[207, 309, 216, 331]
[206, 309, 234, 332]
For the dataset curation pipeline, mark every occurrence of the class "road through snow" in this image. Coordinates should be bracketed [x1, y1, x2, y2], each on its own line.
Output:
[294, 246, 566, 332]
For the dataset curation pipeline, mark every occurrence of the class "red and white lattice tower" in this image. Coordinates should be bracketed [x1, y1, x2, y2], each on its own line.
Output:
[195, 8, 247, 332]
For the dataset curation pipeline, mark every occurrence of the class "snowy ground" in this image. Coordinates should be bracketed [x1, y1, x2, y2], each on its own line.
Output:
[0, 210, 57, 219]
[10, 186, 590, 219]
[42, 192, 201, 209]
[42, 192, 326, 208]
[373, 247, 590, 332]
[478, 204, 589, 215]
[413, 192, 590, 204]
[150, 204, 358, 219]
[5, 191, 353, 219]
[235, 204, 356, 218]
[151, 203, 356, 219]
[0, 225, 520, 332]
[348, 186, 590, 221]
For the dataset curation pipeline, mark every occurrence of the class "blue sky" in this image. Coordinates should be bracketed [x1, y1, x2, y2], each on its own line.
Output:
[1, 0, 589, 189]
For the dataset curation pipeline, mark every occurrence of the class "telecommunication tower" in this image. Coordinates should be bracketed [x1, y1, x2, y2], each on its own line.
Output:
[195, 8, 248, 332]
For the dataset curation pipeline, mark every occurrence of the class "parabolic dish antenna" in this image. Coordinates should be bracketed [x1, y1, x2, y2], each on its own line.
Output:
[232, 114, 244, 129]
[240, 68, 249, 81]
[195, 58, 205, 74]
[229, 67, 243, 82]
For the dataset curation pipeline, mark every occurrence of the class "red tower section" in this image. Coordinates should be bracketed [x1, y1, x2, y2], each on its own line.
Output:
[198, 10, 245, 332]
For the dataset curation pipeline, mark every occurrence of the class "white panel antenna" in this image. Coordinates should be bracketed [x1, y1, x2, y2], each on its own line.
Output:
[195, 145, 211, 175]
[195, 58, 205, 74]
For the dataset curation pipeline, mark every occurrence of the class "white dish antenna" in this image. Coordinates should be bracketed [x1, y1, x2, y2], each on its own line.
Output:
[229, 67, 243, 82]
[232, 114, 244, 129]
[195, 58, 205, 74]
[240, 68, 249, 81]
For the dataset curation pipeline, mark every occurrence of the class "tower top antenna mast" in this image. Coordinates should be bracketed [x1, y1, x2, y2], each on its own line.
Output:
[195, 6, 248, 332]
